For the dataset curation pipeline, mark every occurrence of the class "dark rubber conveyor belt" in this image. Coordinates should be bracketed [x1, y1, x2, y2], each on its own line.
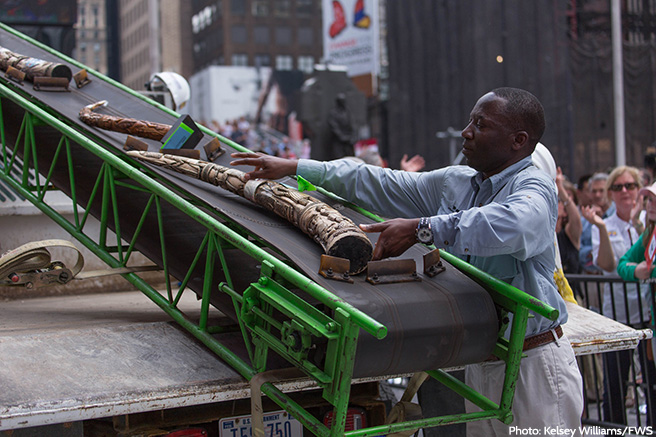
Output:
[0, 29, 499, 377]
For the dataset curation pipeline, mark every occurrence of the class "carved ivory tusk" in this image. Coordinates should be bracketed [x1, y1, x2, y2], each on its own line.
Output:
[0, 46, 72, 81]
[79, 100, 172, 141]
[127, 150, 373, 274]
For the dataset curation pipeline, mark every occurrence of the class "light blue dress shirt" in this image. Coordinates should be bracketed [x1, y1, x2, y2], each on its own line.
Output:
[297, 155, 567, 336]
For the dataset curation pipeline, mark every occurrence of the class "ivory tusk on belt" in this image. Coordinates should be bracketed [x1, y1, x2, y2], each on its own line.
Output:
[79, 100, 172, 141]
[0, 46, 72, 82]
[127, 150, 373, 274]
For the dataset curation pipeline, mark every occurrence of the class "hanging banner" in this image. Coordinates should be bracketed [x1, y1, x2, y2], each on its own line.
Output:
[0, 0, 77, 25]
[322, 0, 379, 77]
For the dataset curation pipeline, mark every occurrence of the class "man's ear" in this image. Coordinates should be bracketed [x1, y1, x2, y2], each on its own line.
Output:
[511, 130, 530, 151]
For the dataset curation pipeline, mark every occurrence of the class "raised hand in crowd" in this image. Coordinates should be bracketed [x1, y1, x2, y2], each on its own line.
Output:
[556, 166, 582, 250]
[581, 204, 615, 272]
[400, 154, 426, 172]
[630, 192, 646, 235]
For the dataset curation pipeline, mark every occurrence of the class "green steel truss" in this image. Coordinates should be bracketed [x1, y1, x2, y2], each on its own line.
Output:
[0, 23, 558, 436]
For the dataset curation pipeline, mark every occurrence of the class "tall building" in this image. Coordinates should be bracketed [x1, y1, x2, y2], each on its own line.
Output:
[191, 0, 323, 73]
[74, 0, 109, 75]
[119, 0, 158, 90]
[79, 1, 322, 95]
[119, 0, 192, 91]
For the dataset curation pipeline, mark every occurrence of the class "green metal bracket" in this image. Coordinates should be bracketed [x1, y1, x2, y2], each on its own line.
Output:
[239, 275, 343, 385]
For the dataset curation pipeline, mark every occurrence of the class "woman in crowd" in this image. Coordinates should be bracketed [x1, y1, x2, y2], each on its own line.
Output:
[582, 166, 654, 425]
[617, 181, 656, 281]
[617, 180, 656, 398]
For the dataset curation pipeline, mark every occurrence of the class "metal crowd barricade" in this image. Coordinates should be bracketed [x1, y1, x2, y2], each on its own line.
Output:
[566, 273, 656, 429]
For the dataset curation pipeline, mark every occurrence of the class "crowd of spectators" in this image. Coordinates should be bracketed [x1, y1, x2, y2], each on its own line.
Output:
[204, 118, 309, 160]
[203, 116, 426, 172]
[554, 152, 656, 426]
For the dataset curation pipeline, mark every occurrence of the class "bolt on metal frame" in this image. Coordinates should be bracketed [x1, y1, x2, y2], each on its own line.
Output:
[0, 22, 558, 436]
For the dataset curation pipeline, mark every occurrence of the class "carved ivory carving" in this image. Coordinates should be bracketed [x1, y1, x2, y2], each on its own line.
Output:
[0, 46, 72, 81]
[79, 100, 171, 141]
[127, 151, 373, 274]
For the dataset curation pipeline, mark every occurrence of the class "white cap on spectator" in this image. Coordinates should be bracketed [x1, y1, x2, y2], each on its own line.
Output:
[640, 181, 656, 197]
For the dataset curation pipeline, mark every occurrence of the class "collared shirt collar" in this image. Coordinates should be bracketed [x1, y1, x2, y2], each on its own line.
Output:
[470, 156, 534, 194]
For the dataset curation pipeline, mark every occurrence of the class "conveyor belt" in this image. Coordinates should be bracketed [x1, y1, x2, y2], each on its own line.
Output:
[0, 28, 499, 377]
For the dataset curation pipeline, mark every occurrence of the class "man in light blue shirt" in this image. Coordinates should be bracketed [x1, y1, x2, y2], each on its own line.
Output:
[232, 87, 583, 435]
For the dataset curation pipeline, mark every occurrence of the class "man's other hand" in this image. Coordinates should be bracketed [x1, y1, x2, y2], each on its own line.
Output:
[360, 218, 420, 260]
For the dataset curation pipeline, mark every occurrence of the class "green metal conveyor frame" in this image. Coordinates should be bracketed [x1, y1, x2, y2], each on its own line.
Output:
[0, 22, 558, 436]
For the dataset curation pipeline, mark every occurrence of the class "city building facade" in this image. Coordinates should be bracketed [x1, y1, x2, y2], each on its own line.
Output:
[74, 0, 109, 75]
[116, 0, 192, 91]
[191, 0, 323, 73]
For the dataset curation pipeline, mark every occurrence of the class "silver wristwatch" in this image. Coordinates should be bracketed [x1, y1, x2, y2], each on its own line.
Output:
[416, 217, 434, 245]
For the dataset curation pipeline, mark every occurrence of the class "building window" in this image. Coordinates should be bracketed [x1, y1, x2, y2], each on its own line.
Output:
[252, 0, 269, 16]
[231, 25, 248, 43]
[192, 5, 216, 34]
[275, 27, 292, 45]
[298, 55, 314, 73]
[298, 27, 313, 46]
[255, 54, 271, 67]
[231, 0, 246, 15]
[274, 0, 291, 17]
[296, 0, 313, 15]
[254, 26, 269, 44]
[232, 53, 248, 66]
[275, 55, 293, 70]
[79, 42, 87, 63]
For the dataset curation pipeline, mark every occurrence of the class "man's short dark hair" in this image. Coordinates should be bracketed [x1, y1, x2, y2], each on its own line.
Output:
[577, 173, 593, 190]
[645, 145, 656, 170]
[491, 87, 546, 146]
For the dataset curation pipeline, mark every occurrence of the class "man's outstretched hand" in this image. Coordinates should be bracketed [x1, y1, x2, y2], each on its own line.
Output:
[360, 218, 420, 260]
[230, 152, 299, 180]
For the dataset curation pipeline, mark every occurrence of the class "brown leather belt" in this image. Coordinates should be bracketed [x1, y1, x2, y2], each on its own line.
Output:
[522, 325, 563, 351]
[484, 325, 564, 361]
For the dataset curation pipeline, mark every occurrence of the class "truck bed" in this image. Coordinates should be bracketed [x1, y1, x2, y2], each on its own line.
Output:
[0, 290, 316, 430]
[0, 288, 649, 431]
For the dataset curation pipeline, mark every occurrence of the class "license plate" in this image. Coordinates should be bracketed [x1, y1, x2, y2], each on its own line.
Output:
[219, 410, 303, 437]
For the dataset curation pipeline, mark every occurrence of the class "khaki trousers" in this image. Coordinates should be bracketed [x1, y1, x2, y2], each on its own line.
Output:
[465, 335, 584, 436]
